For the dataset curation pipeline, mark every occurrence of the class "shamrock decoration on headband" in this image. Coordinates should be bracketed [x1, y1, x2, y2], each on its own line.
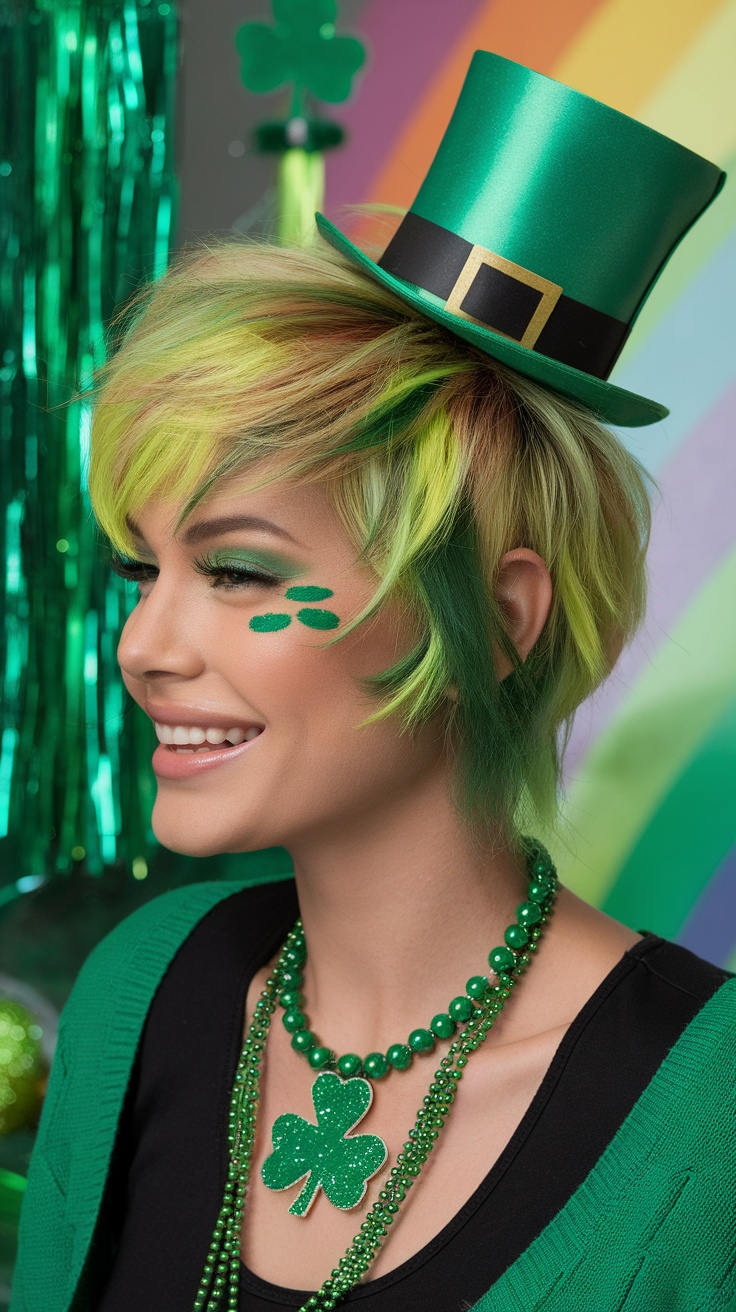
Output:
[261, 1071, 387, 1216]
[249, 585, 340, 633]
[234, 0, 366, 245]
[236, 0, 366, 125]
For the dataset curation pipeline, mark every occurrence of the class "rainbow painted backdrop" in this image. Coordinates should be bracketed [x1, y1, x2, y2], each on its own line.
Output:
[322, 0, 736, 969]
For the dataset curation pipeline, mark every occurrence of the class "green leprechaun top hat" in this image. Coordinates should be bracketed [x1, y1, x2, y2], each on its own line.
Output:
[316, 51, 725, 427]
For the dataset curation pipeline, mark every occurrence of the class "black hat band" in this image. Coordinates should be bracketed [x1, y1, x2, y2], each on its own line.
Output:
[378, 212, 629, 380]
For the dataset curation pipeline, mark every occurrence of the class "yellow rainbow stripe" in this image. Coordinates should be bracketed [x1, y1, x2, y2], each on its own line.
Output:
[637, 0, 736, 162]
[552, 0, 728, 116]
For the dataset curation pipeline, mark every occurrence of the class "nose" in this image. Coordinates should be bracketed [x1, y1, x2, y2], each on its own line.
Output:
[117, 578, 205, 683]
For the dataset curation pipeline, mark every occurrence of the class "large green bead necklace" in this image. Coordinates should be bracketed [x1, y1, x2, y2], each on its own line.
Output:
[192, 838, 558, 1312]
[278, 840, 557, 1080]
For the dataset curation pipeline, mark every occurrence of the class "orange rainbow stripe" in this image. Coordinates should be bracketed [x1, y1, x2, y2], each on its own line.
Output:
[366, 0, 606, 211]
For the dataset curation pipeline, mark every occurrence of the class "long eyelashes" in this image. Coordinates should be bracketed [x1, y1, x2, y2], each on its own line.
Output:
[109, 556, 282, 591]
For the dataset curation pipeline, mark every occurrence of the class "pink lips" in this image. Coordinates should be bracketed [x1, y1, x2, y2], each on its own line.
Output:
[152, 734, 262, 780]
[145, 700, 264, 780]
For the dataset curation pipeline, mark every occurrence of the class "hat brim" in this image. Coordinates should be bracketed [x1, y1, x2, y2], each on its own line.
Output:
[315, 214, 667, 429]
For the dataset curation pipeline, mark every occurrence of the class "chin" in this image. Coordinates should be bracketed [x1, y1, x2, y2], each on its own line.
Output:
[150, 798, 282, 860]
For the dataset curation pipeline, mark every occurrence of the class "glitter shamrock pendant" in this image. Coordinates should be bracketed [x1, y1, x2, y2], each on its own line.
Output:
[261, 1071, 388, 1216]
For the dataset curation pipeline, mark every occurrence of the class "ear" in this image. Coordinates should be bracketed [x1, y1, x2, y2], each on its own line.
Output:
[493, 549, 552, 679]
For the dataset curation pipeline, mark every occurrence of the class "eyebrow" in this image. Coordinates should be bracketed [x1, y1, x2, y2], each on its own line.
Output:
[125, 513, 302, 548]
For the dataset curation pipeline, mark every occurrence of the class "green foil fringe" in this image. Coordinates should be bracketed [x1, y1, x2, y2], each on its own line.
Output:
[0, 0, 179, 889]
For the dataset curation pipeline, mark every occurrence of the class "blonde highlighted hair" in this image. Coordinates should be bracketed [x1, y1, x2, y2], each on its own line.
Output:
[88, 235, 654, 834]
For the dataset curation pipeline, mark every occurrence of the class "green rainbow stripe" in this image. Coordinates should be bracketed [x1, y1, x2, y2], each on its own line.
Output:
[544, 546, 736, 905]
[602, 689, 736, 937]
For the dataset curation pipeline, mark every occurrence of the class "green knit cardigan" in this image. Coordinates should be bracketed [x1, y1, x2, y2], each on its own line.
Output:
[9, 879, 736, 1312]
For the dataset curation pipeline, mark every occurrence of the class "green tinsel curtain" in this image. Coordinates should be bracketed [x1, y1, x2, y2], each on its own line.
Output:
[0, 0, 179, 894]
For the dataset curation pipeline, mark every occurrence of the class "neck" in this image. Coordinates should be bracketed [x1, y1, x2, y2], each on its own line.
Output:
[284, 780, 530, 1059]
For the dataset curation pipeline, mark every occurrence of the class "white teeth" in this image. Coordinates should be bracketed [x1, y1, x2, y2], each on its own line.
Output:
[154, 722, 262, 747]
[204, 728, 228, 745]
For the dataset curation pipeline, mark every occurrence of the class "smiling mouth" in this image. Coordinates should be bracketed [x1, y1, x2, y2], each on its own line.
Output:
[154, 722, 263, 753]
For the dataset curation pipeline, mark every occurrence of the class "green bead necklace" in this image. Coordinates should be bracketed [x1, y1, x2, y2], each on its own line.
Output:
[192, 838, 558, 1312]
[278, 838, 557, 1080]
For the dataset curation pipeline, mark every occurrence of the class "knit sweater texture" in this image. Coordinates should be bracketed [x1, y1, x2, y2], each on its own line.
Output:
[9, 879, 736, 1312]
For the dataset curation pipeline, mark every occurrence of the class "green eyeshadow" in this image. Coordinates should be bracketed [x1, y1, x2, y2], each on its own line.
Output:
[207, 548, 303, 578]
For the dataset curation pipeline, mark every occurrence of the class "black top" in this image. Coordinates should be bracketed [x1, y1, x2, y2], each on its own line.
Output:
[97, 878, 732, 1311]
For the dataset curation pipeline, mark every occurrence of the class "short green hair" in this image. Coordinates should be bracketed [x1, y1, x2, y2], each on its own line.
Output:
[87, 235, 654, 835]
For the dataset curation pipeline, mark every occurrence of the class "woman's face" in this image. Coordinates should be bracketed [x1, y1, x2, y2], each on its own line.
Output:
[116, 473, 449, 857]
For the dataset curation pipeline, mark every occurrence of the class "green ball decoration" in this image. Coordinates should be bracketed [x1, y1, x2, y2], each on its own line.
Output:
[284, 944, 306, 967]
[488, 945, 516, 974]
[282, 1009, 306, 1033]
[337, 1053, 363, 1078]
[279, 990, 304, 1009]
[408, 1028, 434, 1053]
[448, 995, 473, 1022]
[291, 1030, 316, 1053]
[280, 968, 302, 989]
[387, 1043, 412, 1070]
[529, 879, 553, 904]
[0, 997, 46, 1137]
[430, 1013, 456, 1039]
[504, 924, 529, 950]
[307, 1045, 333, 1070]
[466, 975, 489, 999]
[516, 901, 542, 926]
[363, 1052, 390, 1080]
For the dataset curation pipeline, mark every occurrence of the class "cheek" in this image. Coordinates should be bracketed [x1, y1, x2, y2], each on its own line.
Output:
[226, 604, 411, 722]
[235, 630, 367, 718]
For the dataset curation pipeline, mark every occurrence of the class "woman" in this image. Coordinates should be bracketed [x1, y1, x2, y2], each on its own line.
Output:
[11, 51, 734, 1312]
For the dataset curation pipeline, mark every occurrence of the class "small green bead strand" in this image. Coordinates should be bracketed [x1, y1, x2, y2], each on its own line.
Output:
[193, 846, 558, 1311]
[298, 880, 557, 1311]
[191, 954, 285, 1312]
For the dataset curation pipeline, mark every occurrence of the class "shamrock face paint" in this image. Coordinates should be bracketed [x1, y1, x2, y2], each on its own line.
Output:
[295, 608, 340, 630]
[250, 614, 292, 632]
[285, 586, 333, 603]
[249, 584, 341, 633]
